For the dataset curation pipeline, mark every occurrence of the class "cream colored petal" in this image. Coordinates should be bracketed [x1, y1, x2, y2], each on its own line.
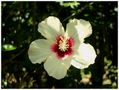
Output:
[62, 56, 72, 69]
[28, 39, 53, 64]
[66, 20, 81, 53]
[66, 19, 92, 42]
[78, 19, 92, 38]
[44, 54, 71, 79]
[71, 43, 97, 69]
[38, 16, 65, 40]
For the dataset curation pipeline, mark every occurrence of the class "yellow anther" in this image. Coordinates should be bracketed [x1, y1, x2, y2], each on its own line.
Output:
[58, 36, 69, 52]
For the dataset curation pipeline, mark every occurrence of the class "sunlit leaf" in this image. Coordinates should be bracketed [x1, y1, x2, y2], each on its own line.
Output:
[60, 1, 80, 9]
[2, 44, 17, 51]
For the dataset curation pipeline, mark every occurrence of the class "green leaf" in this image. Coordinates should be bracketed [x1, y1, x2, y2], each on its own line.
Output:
[2, 44, 17, 51]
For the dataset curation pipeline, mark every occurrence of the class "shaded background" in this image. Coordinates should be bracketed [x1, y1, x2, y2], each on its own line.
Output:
[1, 1, 118, 88]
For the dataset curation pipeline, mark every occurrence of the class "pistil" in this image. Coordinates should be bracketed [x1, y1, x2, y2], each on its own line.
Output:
[58, 36, 69, 52]
[51, 35, 74, 59]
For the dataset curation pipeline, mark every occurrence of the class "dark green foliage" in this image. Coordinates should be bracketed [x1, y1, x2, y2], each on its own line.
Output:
[2, 1, 117, 88]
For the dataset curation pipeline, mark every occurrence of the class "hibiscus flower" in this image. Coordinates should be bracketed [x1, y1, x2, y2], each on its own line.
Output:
[28, 16, 97, 79]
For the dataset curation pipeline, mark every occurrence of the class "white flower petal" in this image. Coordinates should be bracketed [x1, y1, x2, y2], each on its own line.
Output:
[71, 43, 96, 69]
[38, 16, 65, 40]
[66, 19, 92, 41]
[66, 20, 81, 52]
[78, 19, 92, 38]
[28, 39, 53, 64]
[44, 54, 71, 79]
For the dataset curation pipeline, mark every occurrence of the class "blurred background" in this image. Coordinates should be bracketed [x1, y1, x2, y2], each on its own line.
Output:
[1, 1, 118, 88]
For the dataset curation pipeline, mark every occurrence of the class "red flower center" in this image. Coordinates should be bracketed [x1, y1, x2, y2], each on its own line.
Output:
[51, 35, 74, 59]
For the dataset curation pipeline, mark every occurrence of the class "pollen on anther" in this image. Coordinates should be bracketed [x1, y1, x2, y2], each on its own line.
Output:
[58, 37, 69, 52]
[51, 35, 74, 59]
